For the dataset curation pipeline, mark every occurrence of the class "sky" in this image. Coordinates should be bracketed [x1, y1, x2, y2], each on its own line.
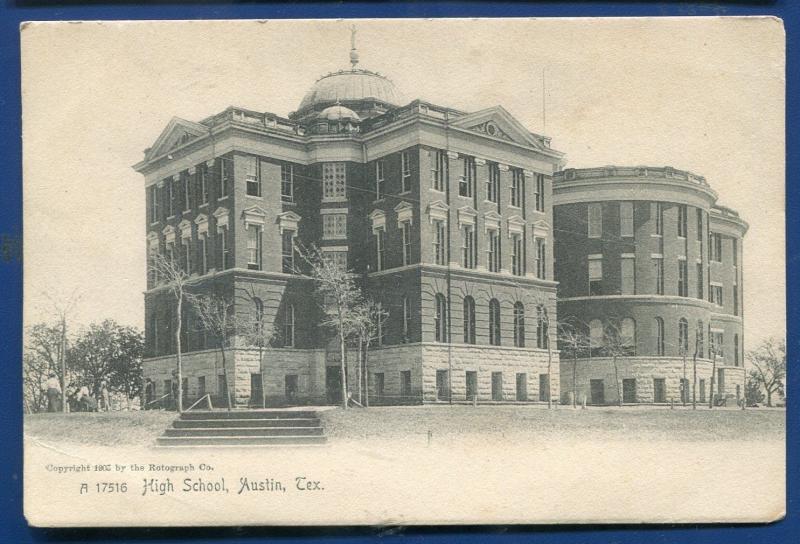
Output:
[21, 17, 785, 345]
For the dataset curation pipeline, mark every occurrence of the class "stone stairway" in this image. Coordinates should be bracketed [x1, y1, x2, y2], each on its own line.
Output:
[156, 409, 327, 447]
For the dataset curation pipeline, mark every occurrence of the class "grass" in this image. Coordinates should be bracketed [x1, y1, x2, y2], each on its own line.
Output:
[24, 411, 177, 447]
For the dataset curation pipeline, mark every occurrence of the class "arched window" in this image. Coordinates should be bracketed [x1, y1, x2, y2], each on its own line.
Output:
[434, 294, 448, 343]
[696, 320, 704, 356]
[589, 319, 604, 355]
[536, 305, 549, 349]
[253, 297, 264, 336]
[654, 317, 665, 356]
[513, 302, 525, 348]
[678, 318, 689, 355]
[488, 298, 501, 346]
[734, 333, 740, 366]
[463, 296, 476, 344]
[620, 318, 636, 355]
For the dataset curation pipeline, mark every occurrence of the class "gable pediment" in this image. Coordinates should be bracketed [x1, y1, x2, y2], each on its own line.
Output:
[145, 116, 209, 161]
[451, 106, 545, 150]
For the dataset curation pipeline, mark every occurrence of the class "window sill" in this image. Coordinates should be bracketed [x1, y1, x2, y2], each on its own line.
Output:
[373, 198, 385, 204]
[322, 197, 348, 204]
[182, 209, 191, 215]
[429, 187, 445, 194]
[199, 203, 209, 209]
[651, 233, 663, 238]
[399, 191, 412, 196]
[167, 215, 176, 221]
[149, 221, 160, 227]
[507, 204, 521, 210]
[246, 194, 263, 199]
[281, 198, 296, 205]
[483, 199, 498, 205]
[217, 196, 229, 202]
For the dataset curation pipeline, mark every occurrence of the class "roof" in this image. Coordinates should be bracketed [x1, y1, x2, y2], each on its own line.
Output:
[296, 69, 402, 114]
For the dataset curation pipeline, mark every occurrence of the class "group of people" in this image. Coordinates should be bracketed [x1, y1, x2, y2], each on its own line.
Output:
[43, 373, 112, 413]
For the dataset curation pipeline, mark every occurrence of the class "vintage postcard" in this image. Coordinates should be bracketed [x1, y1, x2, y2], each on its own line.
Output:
[21, 17, 785, 526]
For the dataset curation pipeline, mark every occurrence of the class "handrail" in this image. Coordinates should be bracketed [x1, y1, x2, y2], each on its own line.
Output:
[185, 394, 213, 412]
[144, 393, 170, 407]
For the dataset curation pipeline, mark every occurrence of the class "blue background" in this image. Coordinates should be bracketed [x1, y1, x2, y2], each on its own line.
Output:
[0, 2, 795, 542]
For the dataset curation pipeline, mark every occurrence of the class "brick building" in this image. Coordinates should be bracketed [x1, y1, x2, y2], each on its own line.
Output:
[553, 166, 748, 405]
[134, 44, 564, 407]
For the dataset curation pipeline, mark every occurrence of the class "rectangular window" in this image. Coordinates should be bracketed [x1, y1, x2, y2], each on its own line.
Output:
[491, 372, 503, 401]
[402, 296, 410, 342]
[219, 158, 230, 198]
[375, 228, 386, 271]
[653, 378, 666, 403]
[539, 374, 550, 402]
[401, 152, 411, 193]
[733, 285, 739, 316]
[535, 174, 545, 212]
[282, 305, 294, 347]
[589, 255, 603, 295]
[487, 230, 500, 272]
[373, 373, 385, 401]
[282, 230, 295, 273]
[375, 160, 385, 200]
[487, 163, 500, 203]
[322, 213, 347, 240]
[217, 374, 227, 400]
[436, 370, 449, 401]
[245, 156, 261, 197]
[711, 331, 724, 358]
[588, 203, 602, 238]
[653, 202, 663, 235]
[461, 224, 476, 269]
[620, 202, 634, 237]
[149, 185, 159, 222]
[218, 226, 229, 270]
[511, 169, 523, 208]
[197, 376, 206, 398]
[167, 178, 175, 217]
[400, 370, 412, 398]
[511, 234, 523, 276]
[431, 150, 447, 192]
[281, 164, 294, 202]
[535, 238, 546, 279]
[678, 259, 688, 297]
[621, 256, 635, 295]
[711, 284, 723, 306]
[183, 174, 191, 211]
[199, 166, 209, 205]
[696, 208, 703, 241]
[433, 220, 446, 265]
[323, 162, 346, 200]
[401, 221, 412, 266]
[199, 234, 208, 275]
[165, 240, 175, 264]
[516, 373, 528, 401]
[323, 249, 348, 271]
[466, 371, 478, 401]
[246, 224, 262, 270]
[710, 232, 723, 262]
[696, 263, 704, 299]
[654, 257, 664, 295]
[459, 157, 475, 198]
[678, 204, 688, 238]
[699, 379, 706, 403]
[181, 237, 191, 273]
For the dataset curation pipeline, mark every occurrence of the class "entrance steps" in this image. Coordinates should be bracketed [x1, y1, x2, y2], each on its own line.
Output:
[156, 409, 327, 448]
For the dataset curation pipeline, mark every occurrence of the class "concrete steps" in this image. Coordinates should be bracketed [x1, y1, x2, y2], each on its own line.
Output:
[156, 409, 327, 448]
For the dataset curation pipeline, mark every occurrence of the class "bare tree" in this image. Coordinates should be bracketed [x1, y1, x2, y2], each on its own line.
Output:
[351, 298, 389, 407]
[747, 337, 786, 407]
[708, 340, 718, 409]
[42, 289, 82, 412]
[602, 318, 635, 407]
[239, 285, 280, 408]
[557, 319, 591, 408]
[297, 243, 362, 409]
[23, 352, 50, 413]
[149, 253, 193, 412]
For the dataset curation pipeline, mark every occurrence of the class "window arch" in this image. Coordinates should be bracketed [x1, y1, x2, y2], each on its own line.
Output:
[620, 318, 636, 355]
[678, 318, 689, 355]
[463, 296, 476, 344]
[536, 305, 549, 349]
[589, 319, 604, 355]
[513, 302, 525, 348]
[488, 298, 501, 346]
[434, 294, 448, 343]
[654, 317, 665, 356]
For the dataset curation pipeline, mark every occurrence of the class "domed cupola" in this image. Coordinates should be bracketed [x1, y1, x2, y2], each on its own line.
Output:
[291, 27, 403, 123]
[309, 103, 362, 135]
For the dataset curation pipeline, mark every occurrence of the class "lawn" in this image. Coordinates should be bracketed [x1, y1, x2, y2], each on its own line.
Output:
[24, 411, 176, 447]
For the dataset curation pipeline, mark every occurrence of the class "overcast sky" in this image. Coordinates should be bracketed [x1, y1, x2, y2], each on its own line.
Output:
[21, 17, 785, 345]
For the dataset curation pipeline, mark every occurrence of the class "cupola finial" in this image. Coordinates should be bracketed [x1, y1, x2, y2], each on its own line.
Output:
[349, 25, 359, 68]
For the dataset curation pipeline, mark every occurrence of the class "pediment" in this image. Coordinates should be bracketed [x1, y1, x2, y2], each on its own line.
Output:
[145, 116, 209, 161]
[451, 106, 545, 150]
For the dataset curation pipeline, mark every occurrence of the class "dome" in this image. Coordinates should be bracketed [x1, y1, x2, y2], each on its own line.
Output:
[296, 69, 402, 116]
[318, 104, 361, 122]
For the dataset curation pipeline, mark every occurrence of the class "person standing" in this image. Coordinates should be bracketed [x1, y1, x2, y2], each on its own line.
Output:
[144, 378, 155, 410]
[44, 373, 62, 413]
[99, 381, 110, 412]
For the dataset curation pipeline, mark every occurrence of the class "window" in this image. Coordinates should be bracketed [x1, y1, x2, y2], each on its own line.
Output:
[511, 168, 524, 208]
[199, 166, 209, 205]
[710, 284, 723, 306]
[487, 229, 500, 272]
[653, 202, 663, 236]
[466, 371, 478, 401]
[323, 213, 347, 239]
[491, 372, 503, 401]
[696, 263, 704, 299]
[401, 152, 411, 193]
[281, 164, 294, 202]
[535, 238, 546, 279]
[436, 369, 449, 401]
[734, 334, 740, 366]
[620, 256, 635, 295]
[620, 318, 636, 355]
[431, 150, 447, 192]
[434, 293, 447, 343]
[535, 174, 545, 212]
[511, 234, 523, 276]
[620, 202, 634, 237]
[375, 160, 385, 200]
[323, 249, 348, 271]
[733, 285, 739, 316]
[323, 162, 346, 200]
[654, 257, 664, 295]
[165, 240, 175, 264]
[710, 232, 723, 262]
[245, 156, 261, 197]
[459, 157, 476, 198]
[433, 220, 446, 265]
[654, 317, 665, 356]
[217, 374, 227, 400]
[198, 234, 208, 275]
[589, 319, 604, 354]
[622, 378, 637, 403]
[400, 370, 412, 398]
[696, 208, 703, 241]
[653, 378, 666, 403]
[401, 221, 412, 266]
[487, 163, 500, 203]
[252, 297, 264, 336]
[167, 178, 175, 217]
[219, 158, 230, 198]
[183, 174, 191, 211]
[246, 225, 262, 270]
[589, 255, 603, 295]
[732, 239, 738, 267]
[536, 305, 548, 349]
[402, 296, 410, 343]
[463, 296, 476, 344]
[375, 228, 386, 271]
[539, 374, 550, 402]
[218, 226, 229, 269]
[488, 299, 501, 346]
[513, 302, 525, 348]
[677, 204, 687, 238]
[588, 203, 602, 238]
[181, 237, 191, 274]
[461, 224, 476, 268]
[282, 230, 295, 273]
[281, 304, 295, 347]
[679, 318, 689, 355]
[678, 259, 688, 297]
[699, 379, 706, 403]
[516, 373, 528, 401]
[198, 376, 206, 398]
[711, 330, 724, 358]
[696, 320, 704, 357]
[149, 185, 160, 222]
